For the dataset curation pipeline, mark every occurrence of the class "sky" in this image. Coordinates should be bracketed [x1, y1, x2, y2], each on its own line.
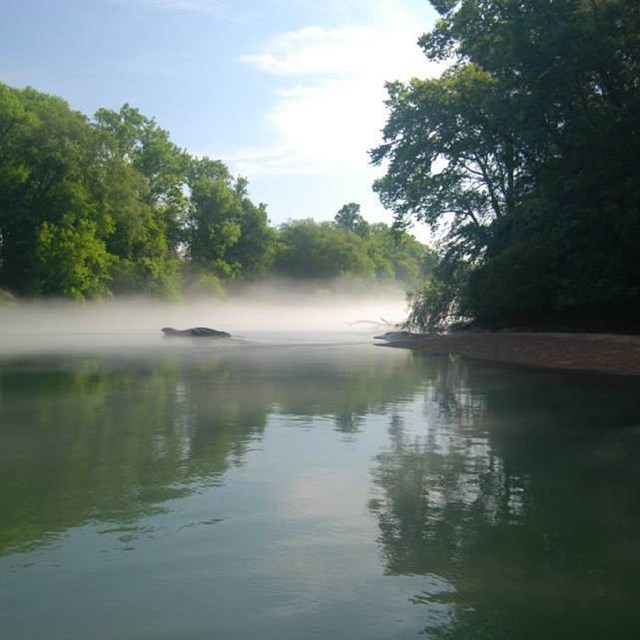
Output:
[0, 0, 441, 239]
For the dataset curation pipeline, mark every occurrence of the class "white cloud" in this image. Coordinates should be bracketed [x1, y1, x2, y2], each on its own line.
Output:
[233, 1, 441, 180]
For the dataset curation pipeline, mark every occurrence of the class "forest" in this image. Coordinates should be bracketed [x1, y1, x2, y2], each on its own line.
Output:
[2, 0, 639, 333]
[0, 84, 431, 300]
[374, 0, 640, 331]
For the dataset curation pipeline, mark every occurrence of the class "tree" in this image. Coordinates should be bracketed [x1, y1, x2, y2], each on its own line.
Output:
[185, 157, 243, 277]
[371, 61, 528, 263]
[223, 179, 276, 279]
[334, 202, 369, 236]
[274, 219, 375, 280]
[365, 222, 435, 285]
[0, 83, 29, 290]
[0, 84, 103, 295]
[0, 82, 281, 299]
[35, 213, 112, 299]
[373, 0, 640, 329]
[93, 104, 185, 295]
[333, 202, 434, 284]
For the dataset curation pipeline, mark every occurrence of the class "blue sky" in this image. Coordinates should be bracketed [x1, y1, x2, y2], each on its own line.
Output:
[0, 0, 440, 237]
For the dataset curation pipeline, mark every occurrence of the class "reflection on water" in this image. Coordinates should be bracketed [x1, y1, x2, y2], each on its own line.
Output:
[371, 361, 640, 638]
[1, 343, 639, 639]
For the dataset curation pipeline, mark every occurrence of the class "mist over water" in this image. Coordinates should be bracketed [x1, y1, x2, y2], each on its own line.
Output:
[0, 284, 408, 357]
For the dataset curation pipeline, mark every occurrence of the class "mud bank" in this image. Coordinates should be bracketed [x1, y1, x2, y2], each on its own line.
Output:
[380, 332, 640, 377]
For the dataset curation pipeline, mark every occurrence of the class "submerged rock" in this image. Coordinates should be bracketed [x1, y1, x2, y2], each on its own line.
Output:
[161, 327, 231, 338]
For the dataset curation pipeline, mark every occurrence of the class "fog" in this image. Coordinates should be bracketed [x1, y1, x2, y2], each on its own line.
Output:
[0, 284, 408, 357]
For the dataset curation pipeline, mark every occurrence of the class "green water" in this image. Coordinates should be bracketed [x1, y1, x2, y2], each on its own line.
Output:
[1, 340, 639, 639]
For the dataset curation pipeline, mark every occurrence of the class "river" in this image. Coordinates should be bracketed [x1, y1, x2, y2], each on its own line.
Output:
[1, 327, 640, 639]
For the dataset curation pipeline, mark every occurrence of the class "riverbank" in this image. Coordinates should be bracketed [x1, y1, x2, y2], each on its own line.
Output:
[379, 332, 640, 377]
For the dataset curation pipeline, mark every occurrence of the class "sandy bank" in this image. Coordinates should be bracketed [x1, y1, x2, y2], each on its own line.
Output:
[380, 332, 640, 377]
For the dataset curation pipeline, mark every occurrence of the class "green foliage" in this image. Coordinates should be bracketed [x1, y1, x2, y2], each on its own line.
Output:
[273, 215, 433, 285]
[334, 202, 369, 236]
[35, 214, 112, 299]
[186, 158, 243, 276]
[225, 196, 277, 279]
[0, 85, 97, 294]
[372, 62, 527, 254]
[405, 258, 470, 332]
[185, 272, 227, 298]
[184, 159, 276, 281]
[0, 83, 276, 299]
[93, 104, 186, 295]
[0, 82, 432, 300]
[374, 0, 640, 329]
[365, 222, 434, 285]
[274, 219, 376, 280]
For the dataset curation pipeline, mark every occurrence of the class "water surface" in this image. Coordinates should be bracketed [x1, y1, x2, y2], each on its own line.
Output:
[1, 337, 639, 639]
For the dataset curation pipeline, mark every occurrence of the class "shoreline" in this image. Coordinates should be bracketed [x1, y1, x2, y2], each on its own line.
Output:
[379, 332, 640, 377]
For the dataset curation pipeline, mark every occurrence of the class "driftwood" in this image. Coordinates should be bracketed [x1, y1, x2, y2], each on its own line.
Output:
[161, 327, 231, 338]
[348, 317, 401, 331]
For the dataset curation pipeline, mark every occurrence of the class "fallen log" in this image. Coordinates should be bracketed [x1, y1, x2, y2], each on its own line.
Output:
[161, 327, 231, 338]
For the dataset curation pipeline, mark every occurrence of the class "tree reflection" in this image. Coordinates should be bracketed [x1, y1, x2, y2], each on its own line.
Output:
[0, 353, 269, 556]
[0, 345, 432, 557]
[370, 356, 640, 639]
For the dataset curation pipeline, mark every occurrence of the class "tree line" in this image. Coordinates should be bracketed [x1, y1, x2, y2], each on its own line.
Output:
[373, 0, 640, 331]
[0, 82, 433, 300]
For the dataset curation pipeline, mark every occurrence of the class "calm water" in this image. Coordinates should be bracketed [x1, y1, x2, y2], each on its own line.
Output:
[1, 337, 640, 639]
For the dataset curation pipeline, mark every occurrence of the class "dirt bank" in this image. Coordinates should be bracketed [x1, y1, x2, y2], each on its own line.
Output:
[379, 332, 640, 377]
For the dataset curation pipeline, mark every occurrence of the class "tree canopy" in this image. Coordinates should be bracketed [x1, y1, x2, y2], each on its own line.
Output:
[0, 82, 431, 299]
[373, 0, 640, 330]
